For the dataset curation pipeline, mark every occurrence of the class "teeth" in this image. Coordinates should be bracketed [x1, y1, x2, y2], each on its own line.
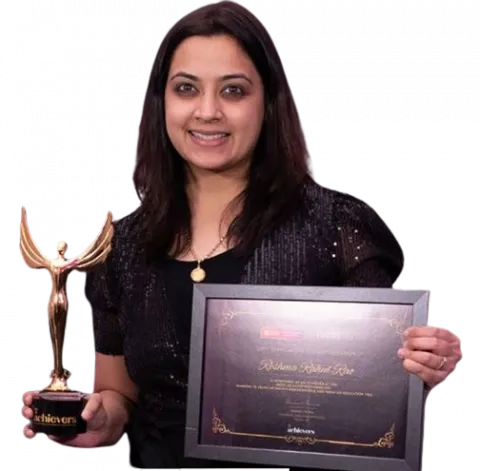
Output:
[191, 131, 228, 140]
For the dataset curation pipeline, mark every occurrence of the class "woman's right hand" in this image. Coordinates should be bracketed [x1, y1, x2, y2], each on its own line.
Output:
[22, 391, 109, 447]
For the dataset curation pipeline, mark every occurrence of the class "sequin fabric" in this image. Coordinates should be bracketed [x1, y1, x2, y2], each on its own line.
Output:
[84, 179, 404, 464]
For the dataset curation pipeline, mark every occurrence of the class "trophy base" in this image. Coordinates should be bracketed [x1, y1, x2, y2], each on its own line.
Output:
[31, 390, 88, 436]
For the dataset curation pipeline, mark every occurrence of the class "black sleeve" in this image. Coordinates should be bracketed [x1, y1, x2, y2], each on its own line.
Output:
[333, 193, 404, 287]
[84, 223, 124, 355]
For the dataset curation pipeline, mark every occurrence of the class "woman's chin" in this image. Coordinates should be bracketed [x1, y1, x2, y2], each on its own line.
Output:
[185, 155, 243, 173]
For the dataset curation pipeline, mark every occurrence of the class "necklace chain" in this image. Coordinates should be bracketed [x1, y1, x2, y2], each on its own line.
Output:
[189, 235, 226, 263]
[189, 235, 226, 283]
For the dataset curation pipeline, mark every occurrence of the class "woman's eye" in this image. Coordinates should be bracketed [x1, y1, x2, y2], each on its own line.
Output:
[174, 83, 245, 97]
[176, 83, 196, 94]
[223, 85, 244, 96]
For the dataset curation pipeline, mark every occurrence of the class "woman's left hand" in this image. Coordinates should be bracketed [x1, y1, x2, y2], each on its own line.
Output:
[398, 326, 462, 391]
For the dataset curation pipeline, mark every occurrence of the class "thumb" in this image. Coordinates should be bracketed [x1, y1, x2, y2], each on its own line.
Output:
[81, 393, 107, 431]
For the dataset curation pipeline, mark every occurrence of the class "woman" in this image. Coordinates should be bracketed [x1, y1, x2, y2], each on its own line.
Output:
[21, 1, 462, 469]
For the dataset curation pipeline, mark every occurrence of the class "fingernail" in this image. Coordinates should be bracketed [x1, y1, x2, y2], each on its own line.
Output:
[398, 348, 405, 358]
[81, 411, 90, 421]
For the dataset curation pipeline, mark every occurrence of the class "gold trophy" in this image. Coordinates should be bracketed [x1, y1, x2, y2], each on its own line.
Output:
[20, 207, 114, 436]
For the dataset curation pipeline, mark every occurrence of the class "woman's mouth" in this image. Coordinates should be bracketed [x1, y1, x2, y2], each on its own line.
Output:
[188, 130, 230, 146]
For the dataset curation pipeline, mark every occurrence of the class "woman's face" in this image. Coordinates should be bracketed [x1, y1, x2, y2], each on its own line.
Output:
[165, 34, 265, 175]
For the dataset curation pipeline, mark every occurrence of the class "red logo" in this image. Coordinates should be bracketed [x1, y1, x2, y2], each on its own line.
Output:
[260, 327, 303, 340]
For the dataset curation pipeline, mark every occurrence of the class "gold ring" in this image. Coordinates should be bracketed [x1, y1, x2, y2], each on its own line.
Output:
[436, 356, 447, 370]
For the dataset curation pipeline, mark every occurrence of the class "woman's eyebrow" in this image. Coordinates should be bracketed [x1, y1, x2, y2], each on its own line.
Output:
[170, 71, 253, 84]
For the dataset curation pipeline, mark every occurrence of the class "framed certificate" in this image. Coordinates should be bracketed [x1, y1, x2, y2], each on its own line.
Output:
[185, 285, 429, 471]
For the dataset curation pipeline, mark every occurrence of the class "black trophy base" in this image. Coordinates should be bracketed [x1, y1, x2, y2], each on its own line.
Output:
[31, 390, 87, 436]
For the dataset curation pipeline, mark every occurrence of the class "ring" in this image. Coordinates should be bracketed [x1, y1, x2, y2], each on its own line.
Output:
[436, 356, 447, 370]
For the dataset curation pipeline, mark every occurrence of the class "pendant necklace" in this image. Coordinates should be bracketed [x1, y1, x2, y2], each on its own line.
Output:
[189, 235, 226, 283]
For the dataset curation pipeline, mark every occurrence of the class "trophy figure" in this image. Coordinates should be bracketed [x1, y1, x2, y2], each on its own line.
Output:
[20, 207, 114, 436]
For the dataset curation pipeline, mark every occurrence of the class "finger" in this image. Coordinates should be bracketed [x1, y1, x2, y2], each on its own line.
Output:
[86, 401, 107, 432]
[23, 424, 35, 439]
[81, 393, 102, 421]
[48, 434, 76, 444]
[22, 391, 40, 406]
[47, 433, 95, 448]
[47, 431, 103, 450]
[47, 434, 85, 448]
[22, 405, 33, 420]
[403, 336, 450, 355]
[398, 348, 448, 371]
[404, 326, 455, 342]
[81, 393, 107, 431]
[402, 358, 446, 388]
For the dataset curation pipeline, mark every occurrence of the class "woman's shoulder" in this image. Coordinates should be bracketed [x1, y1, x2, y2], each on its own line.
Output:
[300, 178, 404, 284]
[105, 207, 145, 273]
[112, 206, 144, 241]
[302, 178, 377, 217]
[84, 207, 145, 310]
[301, 177, 396, 232]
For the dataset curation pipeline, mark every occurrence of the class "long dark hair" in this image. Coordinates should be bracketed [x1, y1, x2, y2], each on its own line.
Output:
[133, 1, 311, 260]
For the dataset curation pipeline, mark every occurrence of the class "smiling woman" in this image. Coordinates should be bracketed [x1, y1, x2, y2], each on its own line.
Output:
[133, 2, 310, 264]
[165, 35, 265, 176]
[20, 1, 463, 470]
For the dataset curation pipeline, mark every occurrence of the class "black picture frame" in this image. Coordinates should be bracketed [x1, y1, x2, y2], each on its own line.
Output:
[185, 284, 429, 471]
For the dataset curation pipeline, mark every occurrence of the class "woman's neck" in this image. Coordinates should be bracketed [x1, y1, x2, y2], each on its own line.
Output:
[186, 165, 246, 211]
[185, 165, 247, 245]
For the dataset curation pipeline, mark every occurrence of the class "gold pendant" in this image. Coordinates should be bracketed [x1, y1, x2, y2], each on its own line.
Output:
[190, 265, 206, 283]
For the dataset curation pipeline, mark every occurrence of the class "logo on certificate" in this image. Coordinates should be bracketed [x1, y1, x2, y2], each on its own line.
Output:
[260, 327, 303, 340]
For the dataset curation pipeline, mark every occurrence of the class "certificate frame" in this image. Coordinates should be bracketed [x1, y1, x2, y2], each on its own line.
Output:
[185, 284, 429, 471]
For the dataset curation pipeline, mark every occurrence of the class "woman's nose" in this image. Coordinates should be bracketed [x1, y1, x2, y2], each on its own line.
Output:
[193, 93, 223, 121]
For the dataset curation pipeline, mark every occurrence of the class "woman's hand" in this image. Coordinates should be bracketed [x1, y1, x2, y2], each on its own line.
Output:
[398, 326, 462, 390]
[20, 391, 107, 450]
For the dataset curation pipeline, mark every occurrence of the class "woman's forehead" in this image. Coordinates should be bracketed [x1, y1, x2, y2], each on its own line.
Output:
[169, 35, 257, 79]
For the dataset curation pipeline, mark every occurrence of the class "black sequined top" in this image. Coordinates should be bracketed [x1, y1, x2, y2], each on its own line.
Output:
[85, 179, 404, 468]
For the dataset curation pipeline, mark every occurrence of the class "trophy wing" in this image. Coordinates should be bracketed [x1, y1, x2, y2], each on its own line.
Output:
[73, 212, 114, 271]
[20, 207, 50, 269]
